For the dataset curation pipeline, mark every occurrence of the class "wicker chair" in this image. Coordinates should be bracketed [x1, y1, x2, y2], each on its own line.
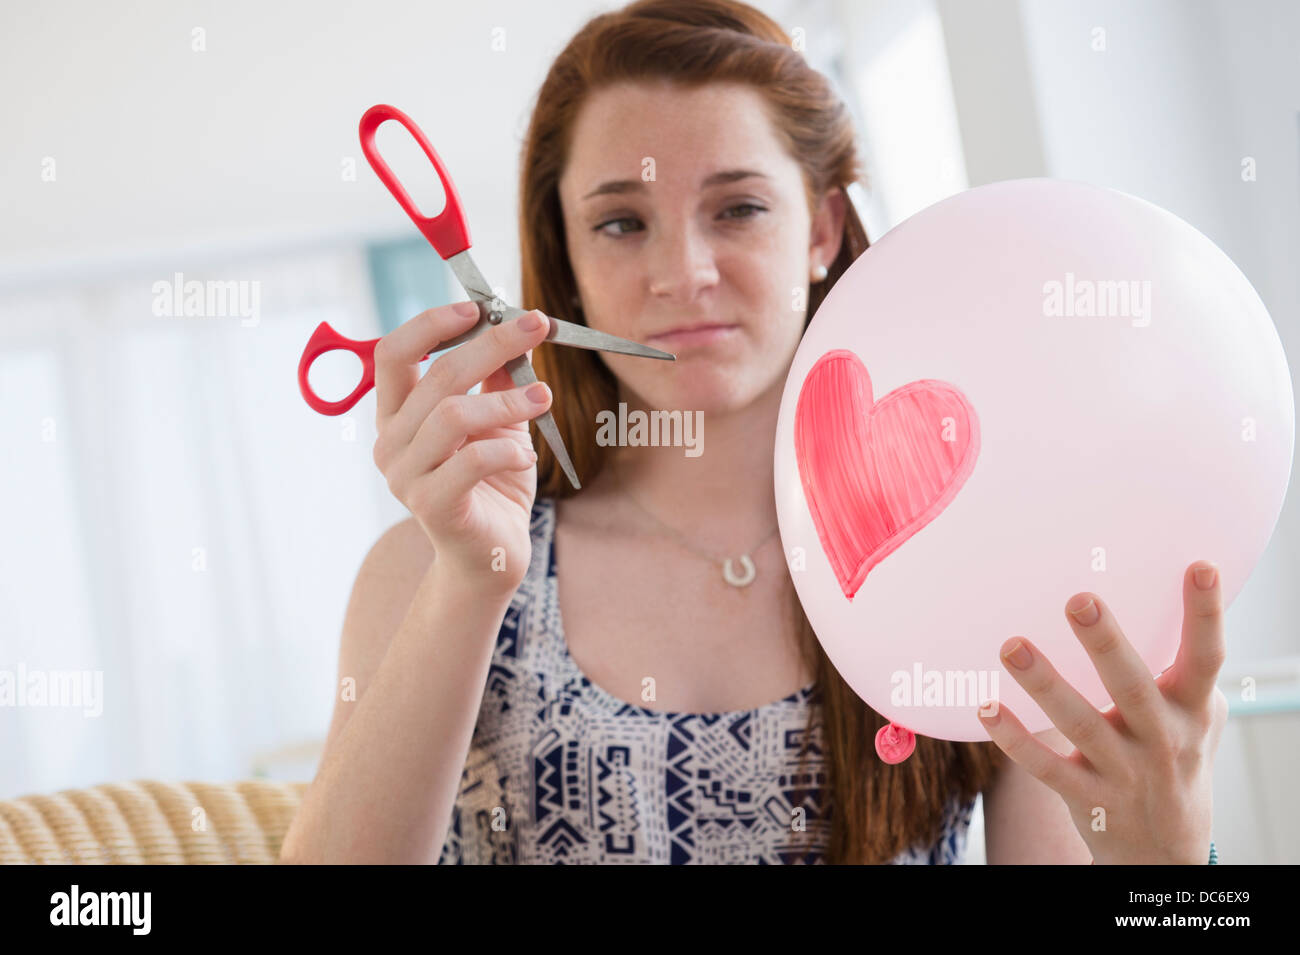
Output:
[0, 780, 308, 864]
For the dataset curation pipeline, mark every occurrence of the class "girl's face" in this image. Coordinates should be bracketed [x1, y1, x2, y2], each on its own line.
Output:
[557, 80, 845, 417]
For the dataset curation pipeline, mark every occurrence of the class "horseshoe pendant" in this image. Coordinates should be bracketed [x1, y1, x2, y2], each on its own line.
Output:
[722, 554, 756, 587]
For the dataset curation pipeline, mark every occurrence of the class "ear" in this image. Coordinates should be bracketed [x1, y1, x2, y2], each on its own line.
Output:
[810, 186, 848, 271]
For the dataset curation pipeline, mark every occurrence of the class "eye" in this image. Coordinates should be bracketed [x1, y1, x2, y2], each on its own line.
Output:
[594, 216, 643, 237]
[593, 203, 768, 239]
[720, 202, 767, 221]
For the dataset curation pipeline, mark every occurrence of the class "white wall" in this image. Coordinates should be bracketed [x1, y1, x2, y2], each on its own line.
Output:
[0, 0, 591, 294]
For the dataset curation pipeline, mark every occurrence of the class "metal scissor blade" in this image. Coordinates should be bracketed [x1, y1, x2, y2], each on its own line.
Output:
[503, 354, 581, 490]
[464, 293, 675, 361]
[447, 251, 498, 304]
[533, 408, 581, 490]
[546, 319, 676, 360]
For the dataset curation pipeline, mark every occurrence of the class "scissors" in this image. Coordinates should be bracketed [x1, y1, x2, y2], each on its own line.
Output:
[297, 103, 676, 490]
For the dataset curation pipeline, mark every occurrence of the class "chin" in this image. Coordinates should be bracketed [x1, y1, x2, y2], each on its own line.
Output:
[647, 375, 764, 417]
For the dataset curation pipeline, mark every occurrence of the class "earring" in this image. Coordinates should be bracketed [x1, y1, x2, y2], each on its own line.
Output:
[811, 262, 828, 283]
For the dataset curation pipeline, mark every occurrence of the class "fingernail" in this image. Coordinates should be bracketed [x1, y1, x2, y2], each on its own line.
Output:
[1002, 639, 1032, 670]
[526, 383, 549, 404]
[520, 311, 543, 332]
[1068, 595, 1099, 626]
[978, 700, 1001, 724]
[453, 301, 480, 317]
[1194, 565, 1218, 591]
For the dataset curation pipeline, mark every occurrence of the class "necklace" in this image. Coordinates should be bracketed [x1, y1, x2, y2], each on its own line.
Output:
[617, 475, 780, 588]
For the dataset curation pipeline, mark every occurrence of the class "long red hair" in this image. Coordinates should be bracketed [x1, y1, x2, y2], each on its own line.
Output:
[518, 0, 1003, 863]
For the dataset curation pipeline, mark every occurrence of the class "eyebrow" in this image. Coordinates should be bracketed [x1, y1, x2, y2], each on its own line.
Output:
[581, 168, 769, 200]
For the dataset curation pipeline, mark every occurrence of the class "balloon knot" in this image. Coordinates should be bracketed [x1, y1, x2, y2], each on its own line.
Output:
[875, 722, 917, 763]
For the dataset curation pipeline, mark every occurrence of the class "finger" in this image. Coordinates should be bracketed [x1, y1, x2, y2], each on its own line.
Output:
[993, 636, 1125, 776]
[481, 344, 538, 395]
[390, 310, 551, 447]
[374, 302, 483, 422]
[1164, 561, 1226, 710]
[480, 363, 515, 395]
[1064, 592, 1166, 742]
[977, 699, 1092, 800]
[430, 311, 550, 400]
[423, 436, 537, 506]
[388, 385, 552, 488]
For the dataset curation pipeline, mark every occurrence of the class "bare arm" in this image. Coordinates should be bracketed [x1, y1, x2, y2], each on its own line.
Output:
[279, 519, 517, 864]
[280, 299, 551, 863]
[982, 728, 1094, 864]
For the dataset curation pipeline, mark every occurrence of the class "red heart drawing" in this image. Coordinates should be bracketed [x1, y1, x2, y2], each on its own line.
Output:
[794, 349, 980, 601]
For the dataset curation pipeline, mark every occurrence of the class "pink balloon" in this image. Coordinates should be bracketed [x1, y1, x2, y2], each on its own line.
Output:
[774, 178, 1294, 744]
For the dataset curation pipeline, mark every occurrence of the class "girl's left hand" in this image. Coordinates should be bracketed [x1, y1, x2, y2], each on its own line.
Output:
[978, 561, 1229, 865]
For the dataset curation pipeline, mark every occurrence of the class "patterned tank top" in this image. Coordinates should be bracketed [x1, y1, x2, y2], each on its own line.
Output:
[436, 495, 977, 864]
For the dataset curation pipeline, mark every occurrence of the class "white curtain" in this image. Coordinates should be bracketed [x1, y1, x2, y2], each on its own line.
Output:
[0, 245, 409, 799]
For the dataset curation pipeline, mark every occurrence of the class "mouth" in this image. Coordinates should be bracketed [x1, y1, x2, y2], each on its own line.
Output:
[645, 323, 740, 348]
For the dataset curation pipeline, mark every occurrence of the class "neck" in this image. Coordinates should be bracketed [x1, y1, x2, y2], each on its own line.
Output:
[599, 376, 784, 551]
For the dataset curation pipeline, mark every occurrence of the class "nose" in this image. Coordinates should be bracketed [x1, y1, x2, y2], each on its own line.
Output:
[647, 221, 719, 302]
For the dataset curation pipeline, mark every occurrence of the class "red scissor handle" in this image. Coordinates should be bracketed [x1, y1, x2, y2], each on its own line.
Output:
[298, 321, 434, 416]
[358, 104, 471, 259]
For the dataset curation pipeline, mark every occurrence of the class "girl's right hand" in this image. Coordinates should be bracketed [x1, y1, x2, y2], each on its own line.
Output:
[371, 301, 556, 593]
